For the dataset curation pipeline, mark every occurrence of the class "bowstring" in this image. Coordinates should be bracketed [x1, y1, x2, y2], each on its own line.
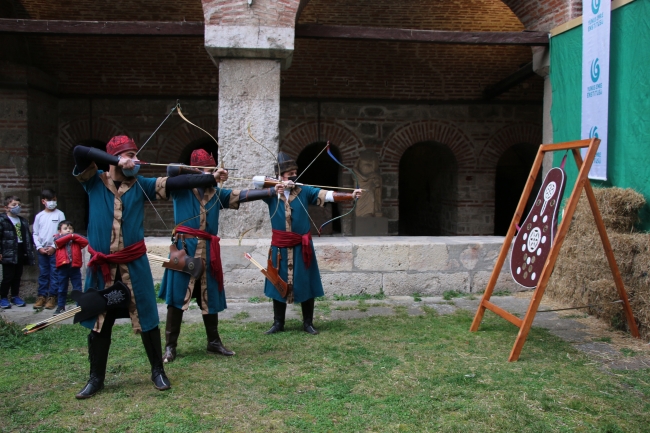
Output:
[317, 145, 359, 235]
[247, 124, 281, 220]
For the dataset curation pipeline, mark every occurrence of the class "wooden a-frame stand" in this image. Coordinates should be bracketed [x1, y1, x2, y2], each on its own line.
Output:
[470, 138, 639, 361]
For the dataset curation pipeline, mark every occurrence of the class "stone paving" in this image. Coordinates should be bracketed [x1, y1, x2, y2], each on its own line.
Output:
[3, 294, 649, 370]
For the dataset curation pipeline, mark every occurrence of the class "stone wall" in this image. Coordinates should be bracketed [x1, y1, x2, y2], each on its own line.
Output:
[280, 101, 542, 236]
[145, 236, 520, 299]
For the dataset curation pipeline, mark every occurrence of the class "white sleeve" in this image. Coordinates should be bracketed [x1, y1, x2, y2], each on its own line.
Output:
[32, 213, 42, 249]
[324, 191, 334, 202]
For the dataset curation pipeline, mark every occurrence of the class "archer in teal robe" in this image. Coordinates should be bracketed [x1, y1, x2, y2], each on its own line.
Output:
[158, 187, 235, 314]
[74, 164, 166, 333]
[263, 185, 326, 304]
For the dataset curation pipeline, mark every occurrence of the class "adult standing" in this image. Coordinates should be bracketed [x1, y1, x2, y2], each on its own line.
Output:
[159, 149, 277, 363]
[261, 153, 362, 335]
[72, 136, 227, 399]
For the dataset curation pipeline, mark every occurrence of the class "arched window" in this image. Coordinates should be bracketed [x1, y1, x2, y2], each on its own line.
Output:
[296, 142, 342, 235]
[399, 142, 458, 235]
[494, 143, 540, 236]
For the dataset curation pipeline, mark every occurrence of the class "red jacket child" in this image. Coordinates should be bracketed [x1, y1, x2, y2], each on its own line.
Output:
[54, 233, 89, 268]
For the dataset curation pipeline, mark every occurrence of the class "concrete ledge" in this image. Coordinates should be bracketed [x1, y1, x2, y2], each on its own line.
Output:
[146, 236, 518, 299]
[13, 236, 518, 299]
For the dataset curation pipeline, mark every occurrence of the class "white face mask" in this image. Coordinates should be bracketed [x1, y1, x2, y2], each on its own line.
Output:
[46, 201, 57, 210]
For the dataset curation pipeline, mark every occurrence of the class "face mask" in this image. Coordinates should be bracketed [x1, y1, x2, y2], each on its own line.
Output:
[9, 206, 21, 215]
[122, 164, 141, 178]
[46, 201, 57, 210]
[287, 175, 298, 182]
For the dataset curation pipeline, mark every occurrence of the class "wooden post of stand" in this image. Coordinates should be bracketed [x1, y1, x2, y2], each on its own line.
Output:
[470, 138, 639, 362]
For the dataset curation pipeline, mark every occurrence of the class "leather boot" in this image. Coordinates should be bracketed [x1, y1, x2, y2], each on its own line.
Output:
[265, 300, 286, 334]
[163, 307, 183, 363]
[75, 333, 111, 399]
[140, 327, 171, 391]
[203, 314, 235, 356]
[301, 298, 319, 335]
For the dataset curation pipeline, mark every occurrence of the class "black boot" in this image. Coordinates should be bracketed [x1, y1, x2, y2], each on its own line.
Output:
[203, 314, 235, 356]
[163, 307, 184, 363]
[140, 327, 171, 391]
[75, 333, 111, 399]
[301, 298, 319, 335]
[265, 300, 286, 334]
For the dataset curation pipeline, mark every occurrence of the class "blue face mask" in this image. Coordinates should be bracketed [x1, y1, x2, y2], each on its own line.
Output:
[9, 206, 21, 215]
[122, 164, 141, 178]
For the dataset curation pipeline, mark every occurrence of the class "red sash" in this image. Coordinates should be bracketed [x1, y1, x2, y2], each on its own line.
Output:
[271, 229, 313, 268]
[87, 239, 147, 284]
[175, 225, 224, 292]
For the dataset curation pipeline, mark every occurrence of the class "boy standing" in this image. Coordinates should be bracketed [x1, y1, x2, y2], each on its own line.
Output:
[53, 220, 88, 315]
[0, 196, 36, 309]
[33, 189, 65, 309]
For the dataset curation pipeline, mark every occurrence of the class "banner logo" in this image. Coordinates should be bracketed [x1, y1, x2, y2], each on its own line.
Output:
[590, 59, 600, 83]
[589, 126, 599, 139]
[592, 0, 601, 15]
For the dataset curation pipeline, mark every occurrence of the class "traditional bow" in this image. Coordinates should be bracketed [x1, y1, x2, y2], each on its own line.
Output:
[316, 143, 359, 235]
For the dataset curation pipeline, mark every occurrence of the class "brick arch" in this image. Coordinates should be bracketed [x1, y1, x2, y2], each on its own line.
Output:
[380, 120, 475, 171]
[478, 122, 542, 169]
[281, 121, 364, 167]
[57, 117, 127, 231]
[502, 0, 581, 31]
[157, 116, 219, 163]
[59, 117, 126, 157]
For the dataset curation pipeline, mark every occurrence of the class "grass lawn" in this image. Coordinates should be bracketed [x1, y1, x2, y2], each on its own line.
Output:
[1, 309, 649, 432]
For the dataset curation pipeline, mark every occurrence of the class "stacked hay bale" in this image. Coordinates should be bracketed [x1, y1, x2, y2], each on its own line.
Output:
[546, 188, 650, 339]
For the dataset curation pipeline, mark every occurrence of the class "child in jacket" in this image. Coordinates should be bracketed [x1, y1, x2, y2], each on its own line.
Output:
[53, 220, 88, 314]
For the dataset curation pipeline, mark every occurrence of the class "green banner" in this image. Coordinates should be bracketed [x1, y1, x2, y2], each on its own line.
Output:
[550, 0, 650, 230]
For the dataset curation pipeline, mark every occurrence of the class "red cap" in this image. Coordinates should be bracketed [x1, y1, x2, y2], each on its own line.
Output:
[191, 149, 216, 167]
[106, 135, 138, 156]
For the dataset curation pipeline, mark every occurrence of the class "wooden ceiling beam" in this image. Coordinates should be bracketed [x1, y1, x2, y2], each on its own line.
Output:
[0, 19, 548, 46]
[296, 24, 548, 46]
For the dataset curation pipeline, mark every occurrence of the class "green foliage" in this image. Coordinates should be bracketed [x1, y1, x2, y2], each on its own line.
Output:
[620, 348, 637, 357]
[1, 312, 649, 432]
[248, 297, 262, 303]
[442, 290, 466, 300]
[0, 316, 24, 349]
[413, 292, 422, 302]
[233, 311, 250, 320]
[332, 290, 386, 301]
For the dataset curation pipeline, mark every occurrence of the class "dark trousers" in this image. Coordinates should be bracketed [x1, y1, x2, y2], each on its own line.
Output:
[37, 251, 57, 297]
[1, 243, 27, 299]
[1, 262, 24, 299]
[57, 264, 83, 309]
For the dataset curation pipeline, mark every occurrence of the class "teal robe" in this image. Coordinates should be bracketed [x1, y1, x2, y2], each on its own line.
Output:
[74, 163, 166, 333]
[263, 185, 326, 303]
[158, 187, 235, 314]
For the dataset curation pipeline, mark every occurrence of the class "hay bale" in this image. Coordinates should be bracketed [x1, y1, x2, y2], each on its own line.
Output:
[546, 187, 650, 340]
[569, 188, 645, 234]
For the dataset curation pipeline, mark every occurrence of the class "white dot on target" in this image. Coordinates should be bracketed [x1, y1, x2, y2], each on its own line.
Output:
[522, 244, 526, 251]
[543, 215, 548, 223]
[533, 215, 538, 222]
[527, 258, 531, 265]
[541, 236, 547, 244]
[537, 248, 542, 256]
[523, 233, 528, 240]
[517, 267, 521, 274]
[532, 272, 536, 280]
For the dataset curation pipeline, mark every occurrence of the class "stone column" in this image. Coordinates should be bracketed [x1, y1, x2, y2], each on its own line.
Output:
[216, 58, 281, 238]
[533, 47, 554, 176]
[201, 0, 299, 238]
